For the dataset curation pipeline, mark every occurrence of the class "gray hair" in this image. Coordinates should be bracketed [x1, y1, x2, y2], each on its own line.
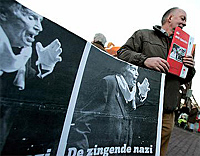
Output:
[93, 33, 107, 46]
[0, 0, 29, 19]
[120, 64, 138, 75]
[161, 7, 179, 25]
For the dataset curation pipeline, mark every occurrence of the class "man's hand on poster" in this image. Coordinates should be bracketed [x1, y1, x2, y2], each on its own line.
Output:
[144, 57, 169, 73]
[36, 39, 62, 78]
[137, 78, 150, 102]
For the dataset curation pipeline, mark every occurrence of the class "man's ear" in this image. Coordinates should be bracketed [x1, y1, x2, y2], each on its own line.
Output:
[0, 12, 8, 21]
[168, 14, 173, 23]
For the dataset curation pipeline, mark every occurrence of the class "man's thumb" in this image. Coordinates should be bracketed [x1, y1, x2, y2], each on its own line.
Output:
[36, 42, 43, 52]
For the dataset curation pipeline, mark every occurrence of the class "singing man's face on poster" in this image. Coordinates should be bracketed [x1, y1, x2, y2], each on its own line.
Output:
[0, 3, 43, 47]
[123, 65, 139, 87]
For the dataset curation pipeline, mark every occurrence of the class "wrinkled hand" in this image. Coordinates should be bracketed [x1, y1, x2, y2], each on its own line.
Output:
[183, 55, 195, 68]
[137, 78, 150, 99]
[36, 39, 62, 70]
[144, 57, 169, 73]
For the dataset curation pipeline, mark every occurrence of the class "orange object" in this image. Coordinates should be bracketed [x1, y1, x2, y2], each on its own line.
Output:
[105, 46, 120, 56]
[191, 44, 196, 57]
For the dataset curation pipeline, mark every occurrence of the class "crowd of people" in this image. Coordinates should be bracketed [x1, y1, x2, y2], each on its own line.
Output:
[176, 104, 200, 133]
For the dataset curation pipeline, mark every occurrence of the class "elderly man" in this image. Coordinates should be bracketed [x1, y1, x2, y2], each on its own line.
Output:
[0, 0, 62, 90]
[117, 7, 195, 156]
[91, 33, 107, 51]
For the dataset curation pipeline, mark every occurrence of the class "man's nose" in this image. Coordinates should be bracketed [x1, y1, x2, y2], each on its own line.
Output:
[34, 21, 43, 32]
[182, 20, 186, 27]
[135, 71, 139, 77]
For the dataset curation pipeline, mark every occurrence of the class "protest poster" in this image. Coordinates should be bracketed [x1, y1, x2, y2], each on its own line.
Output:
[0, 1, 86, 155]
[0, 1, 165, 156]
[60, 46, 165, 156]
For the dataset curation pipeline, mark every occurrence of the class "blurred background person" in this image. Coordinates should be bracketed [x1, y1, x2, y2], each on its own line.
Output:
[91, 33, 107, 51]
[187, 104, 198, 132]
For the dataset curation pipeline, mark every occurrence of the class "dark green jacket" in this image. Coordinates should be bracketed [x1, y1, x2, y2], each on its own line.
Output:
[117, 25, 195, 113]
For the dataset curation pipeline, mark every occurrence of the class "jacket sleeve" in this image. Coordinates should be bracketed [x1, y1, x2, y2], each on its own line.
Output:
[117, 30, 148, 67]
[180, 67, 196, 84]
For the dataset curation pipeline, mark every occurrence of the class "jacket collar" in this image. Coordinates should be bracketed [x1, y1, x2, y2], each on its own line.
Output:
[93, 41, 104, 48]
[153, 25, 169, 37]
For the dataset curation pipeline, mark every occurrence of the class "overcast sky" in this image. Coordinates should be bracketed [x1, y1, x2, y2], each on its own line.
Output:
[17, 0, 200, 105]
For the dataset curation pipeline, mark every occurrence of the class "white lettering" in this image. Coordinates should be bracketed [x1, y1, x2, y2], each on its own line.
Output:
[94, 145, 103, 155]
[127, 146, 131, 153]
[109, 147, 114, 154]
[86, 148, 93, 156]
[68, 144, 153, 155]
[67, 148, 84, 156]
[103, 147, 109, 156]
[133, 145, 153, 154]
[133, 146, 139, 153]
[68, 147, 77, 156]
[139, 147, 144, 153]
[150, 145, 153, 154]
[145, 147, 149, 153]
[121, 144, 127, 153]
[175, 35, 188, 44]
[77, 149, 84, 156]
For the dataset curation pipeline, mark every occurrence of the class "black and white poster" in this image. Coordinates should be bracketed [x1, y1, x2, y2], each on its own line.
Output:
[0, 1, 165, 156]
[0, 1, 86, 155]
[61, 46, 165, 156]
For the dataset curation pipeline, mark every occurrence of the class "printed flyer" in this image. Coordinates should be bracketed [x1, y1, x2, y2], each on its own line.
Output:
[167, 27, 194, 78]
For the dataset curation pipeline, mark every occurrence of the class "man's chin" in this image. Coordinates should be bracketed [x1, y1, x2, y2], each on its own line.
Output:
[23, 42, 33, 47]
[23, 37, 34, 47]
[130, 81, 136, 87]
[178, 26, 183, 29]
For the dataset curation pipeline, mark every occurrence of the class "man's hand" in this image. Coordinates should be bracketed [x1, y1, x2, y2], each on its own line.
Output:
[137, 78, 150, 102]
[36, 39, 62, 71]
[144, 57, 169, 73]
[183, 55, 195, 68]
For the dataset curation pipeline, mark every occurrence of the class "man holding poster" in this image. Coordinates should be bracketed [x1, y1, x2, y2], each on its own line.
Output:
[117, 7, 195, 156]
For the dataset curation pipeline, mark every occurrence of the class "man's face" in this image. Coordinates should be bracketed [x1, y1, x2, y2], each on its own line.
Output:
[170, 9, 187, 30]
[4, 6, 43, 47]
[124, 65, 139, 87]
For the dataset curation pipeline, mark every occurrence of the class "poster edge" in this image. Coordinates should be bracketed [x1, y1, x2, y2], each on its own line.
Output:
[56, 42, 91, 156]
[155, 73, 165, 156]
